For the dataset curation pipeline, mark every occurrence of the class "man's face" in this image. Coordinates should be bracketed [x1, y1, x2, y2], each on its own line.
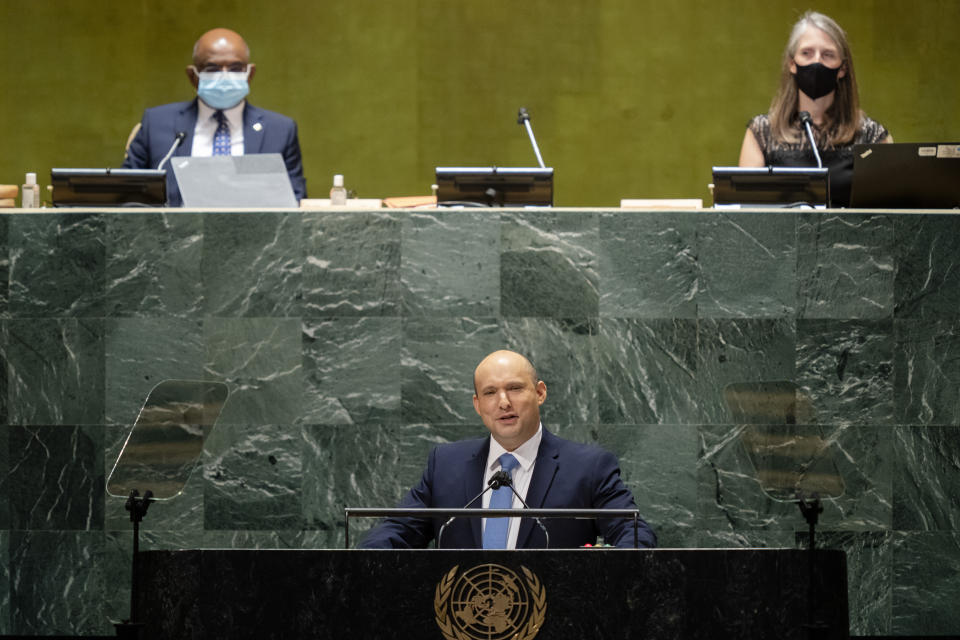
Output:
[187, 29, 255, 89]
[472, 351, 547, 451]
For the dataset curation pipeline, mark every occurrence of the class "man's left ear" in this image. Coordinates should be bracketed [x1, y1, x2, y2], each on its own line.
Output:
[536, 381, 547, 405]
[247, 63, 257, 84]
[838, 63, 847, 79]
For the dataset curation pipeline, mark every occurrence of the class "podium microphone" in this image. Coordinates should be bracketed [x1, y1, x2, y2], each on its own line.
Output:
[157, 132, 186, 171]
[495, 473, 551, 549]
[517, 108, 546, 169]
[436, 471, 511, 548]
[797, 111, 823, 169]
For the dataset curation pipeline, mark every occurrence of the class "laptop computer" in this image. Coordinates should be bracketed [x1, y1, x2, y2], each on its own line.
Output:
[711, 166, 830, 208]
[849, 142, 960, 209]
[171, 154, 298, 208]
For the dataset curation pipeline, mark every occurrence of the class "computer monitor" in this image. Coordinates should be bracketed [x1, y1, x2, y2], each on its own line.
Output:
[435, 167, 553, 207]
[849, 142, 960, 208]
[51, 168, 167, 207]
[711, 166, 829, 208]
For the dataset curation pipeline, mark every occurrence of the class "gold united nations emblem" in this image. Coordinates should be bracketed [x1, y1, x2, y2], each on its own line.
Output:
[434, 563, 547, 640]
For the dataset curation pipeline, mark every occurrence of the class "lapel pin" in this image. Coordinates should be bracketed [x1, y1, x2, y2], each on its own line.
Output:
[253, 122, 263, 132]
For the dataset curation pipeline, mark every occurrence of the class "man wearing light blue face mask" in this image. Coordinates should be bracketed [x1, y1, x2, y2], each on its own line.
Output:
[123, 28, 307, 206]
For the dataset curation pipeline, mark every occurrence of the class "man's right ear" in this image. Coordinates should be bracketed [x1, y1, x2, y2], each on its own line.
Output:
[185, 65, 199, 90]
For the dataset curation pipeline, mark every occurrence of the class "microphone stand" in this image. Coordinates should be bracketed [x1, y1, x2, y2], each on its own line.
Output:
[436, 471, 510, 548]
[114, 488, 153, 639]
[497, 475, 551, 549]
[798, 111, 823, 169]
[517, 108, 546, 169]
[797, 490, 829, 639]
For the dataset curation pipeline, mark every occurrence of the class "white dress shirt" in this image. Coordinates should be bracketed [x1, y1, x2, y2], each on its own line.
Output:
[191, 100, 246, 157]
[481, 423, 542, 549]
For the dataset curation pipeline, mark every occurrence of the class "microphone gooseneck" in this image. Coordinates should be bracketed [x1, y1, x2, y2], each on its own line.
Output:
[517, 107, 546, 169]
[157, 132, 187, 172]
[797, 111, 823, 169]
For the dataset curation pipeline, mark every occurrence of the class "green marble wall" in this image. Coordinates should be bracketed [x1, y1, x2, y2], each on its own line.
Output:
[0, 208, 959, 636]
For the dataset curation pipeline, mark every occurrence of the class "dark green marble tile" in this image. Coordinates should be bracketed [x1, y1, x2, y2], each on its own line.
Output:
[104, 425, 205, 534]
[8, 212, 105, 317]
[0, 215, 8, 317]
[892, 531, 960, 635]
[501, 210, 598, 317]
[0, 426, 7, 529]
[501, 317, 598, 424]
[892, 425, 960, 531]
[824, 426, 893, 531]
[697, 211, 796, 318]
[9, 530, 109, 635]
[302, 317, 401, 424]
[0, 530, 7, 634]
[302, 211, 401, 316]
[0, 323, 8, 424]
[6, 318, 105, 425]
[301, 423, 478, 547]
[201, 211, 302, 317]
[797, 213, 894, 319]
[102, 530, 136, 626]
[203, 423, 302, 530]
[597, 318, 699, 424]
[796, 319, 894, 425]
[814, 531, 891, 636]
[6, 425, 103, 530]
[697, 318, 797, 424]
[694, 529, 798, 548]
[598, 211, 698, 318]
[104, 212, 203, 317]
[894, 214, 960, 320]
[595, 424, 698, 542]
[401, 317, 502, 423]
[894, 319, 960, 424]
[204, 318, 303, 425]
[400, 210, 500, 316]
[104, 318, 205, 425]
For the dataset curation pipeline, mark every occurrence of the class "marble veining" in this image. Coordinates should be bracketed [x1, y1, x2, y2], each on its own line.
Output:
[1, 208, 958, 636]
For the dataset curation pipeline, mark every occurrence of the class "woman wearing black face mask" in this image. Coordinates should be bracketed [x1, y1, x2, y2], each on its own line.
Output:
[739, 11, 893, 207]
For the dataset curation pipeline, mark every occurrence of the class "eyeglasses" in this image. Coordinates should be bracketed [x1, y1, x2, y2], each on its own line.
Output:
[190, 63, 251, 74]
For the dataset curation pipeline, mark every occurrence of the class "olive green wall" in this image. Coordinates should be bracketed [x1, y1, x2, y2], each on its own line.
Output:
[1, 0, 958, 206]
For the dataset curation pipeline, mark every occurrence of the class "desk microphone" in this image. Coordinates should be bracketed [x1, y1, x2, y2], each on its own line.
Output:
[495, 472, 551, 549]
[157, 132, 186, 171]
[517, 108, 546, 169]
[797, 111, 823, 169]
[436, 471, 511, 548]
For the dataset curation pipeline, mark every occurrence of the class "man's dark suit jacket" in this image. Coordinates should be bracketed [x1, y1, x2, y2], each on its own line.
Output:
[122, 99, 307, 206]
[359, 429, 657, 549]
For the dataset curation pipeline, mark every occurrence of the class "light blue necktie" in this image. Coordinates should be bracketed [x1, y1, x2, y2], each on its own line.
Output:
[482, 453, 520, 549]
[213, 111, 231, 156]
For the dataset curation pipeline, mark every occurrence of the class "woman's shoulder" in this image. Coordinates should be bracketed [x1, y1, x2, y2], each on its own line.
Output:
[857, 113, 890, 143]
[747, 113, 771, 131]
[747, 114, 772, 148]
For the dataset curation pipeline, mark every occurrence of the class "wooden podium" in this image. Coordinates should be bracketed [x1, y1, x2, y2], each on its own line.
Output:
[137, 548, 848, 639]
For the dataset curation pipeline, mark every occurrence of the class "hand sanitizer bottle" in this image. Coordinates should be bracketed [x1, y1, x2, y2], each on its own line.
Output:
[330, 174, 347, 206]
